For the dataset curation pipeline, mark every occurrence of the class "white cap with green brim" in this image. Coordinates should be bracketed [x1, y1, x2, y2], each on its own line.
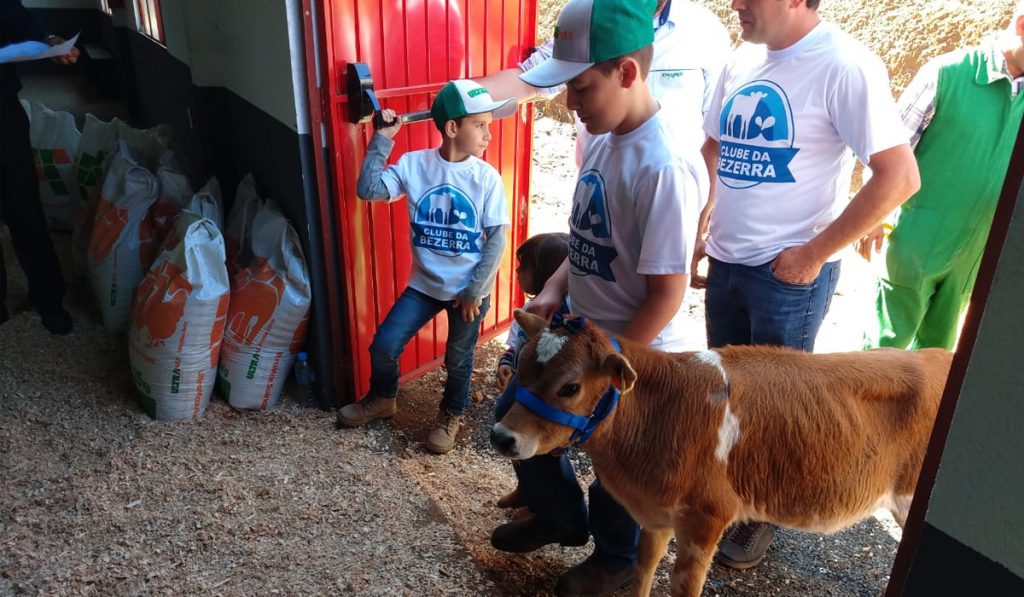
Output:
[430, 79, 518, 132]
[520, 0, 656, 88]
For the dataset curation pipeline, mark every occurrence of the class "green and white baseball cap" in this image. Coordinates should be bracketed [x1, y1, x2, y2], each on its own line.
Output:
[430, 79, 518, 132]
[520, 0, 656, 88]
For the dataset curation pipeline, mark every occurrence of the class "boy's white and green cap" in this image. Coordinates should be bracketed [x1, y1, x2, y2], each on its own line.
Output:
[430, 79, 518, 132]
[520, 0, 655, 88]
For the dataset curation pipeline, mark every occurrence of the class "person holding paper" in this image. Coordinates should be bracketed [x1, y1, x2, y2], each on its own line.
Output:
[0, 0, 79, 333]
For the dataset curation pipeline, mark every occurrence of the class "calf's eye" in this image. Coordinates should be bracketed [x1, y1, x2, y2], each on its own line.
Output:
[557, 382, 580, 397]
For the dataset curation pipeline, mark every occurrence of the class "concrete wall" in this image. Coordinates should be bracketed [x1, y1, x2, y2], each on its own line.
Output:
[922, 182, 1024, 577]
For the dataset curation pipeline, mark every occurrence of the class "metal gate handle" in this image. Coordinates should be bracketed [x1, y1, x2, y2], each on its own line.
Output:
[346, 63, 436, 130]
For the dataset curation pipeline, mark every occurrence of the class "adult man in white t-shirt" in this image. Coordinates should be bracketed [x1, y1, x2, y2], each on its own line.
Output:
[691, 0, 921, 570]
[479, 0, 732, 161]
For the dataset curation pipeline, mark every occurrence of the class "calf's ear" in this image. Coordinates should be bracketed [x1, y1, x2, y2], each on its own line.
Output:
[601, 352, 637, 394]
[514, 309, 549, 339]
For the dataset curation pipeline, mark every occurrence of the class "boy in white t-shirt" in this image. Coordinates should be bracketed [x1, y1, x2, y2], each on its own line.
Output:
[336, 80, 516, 455]
[691, 0, 921, 570]
[488, 0, 709, 594]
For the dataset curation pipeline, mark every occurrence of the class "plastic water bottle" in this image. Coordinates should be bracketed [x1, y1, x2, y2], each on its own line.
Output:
[294, 352, 317, 407]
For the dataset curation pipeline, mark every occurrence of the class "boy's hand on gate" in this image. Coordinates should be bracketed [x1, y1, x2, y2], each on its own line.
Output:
[377, 109, 402, 138]
[495, 364, 513, 392]
[454, 295, 482, 322]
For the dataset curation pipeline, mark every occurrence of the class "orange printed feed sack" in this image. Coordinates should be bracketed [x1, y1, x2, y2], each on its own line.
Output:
[73, 119, 172, 276]
[87, 142, 159, 333]
[129, 213, 230, 421]
[151, 150, 192, 243]
[21, 99, 81, 231]
[217, 203, 311, 410]
[224, 173, 262, 277]
[186, 177, 225, 231]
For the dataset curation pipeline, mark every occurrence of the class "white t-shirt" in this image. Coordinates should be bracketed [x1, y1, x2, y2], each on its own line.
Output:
[381, 150, 510, 300]
[568, 112, 709, 352]
[704, 21, 908, 266]
[521, 1, 732, 163]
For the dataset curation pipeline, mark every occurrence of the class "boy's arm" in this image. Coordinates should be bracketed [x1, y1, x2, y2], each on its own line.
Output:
[525, 258, 569, 320]
[458, 224, 508, 304]
[619, 274, 688, 346]
[356, 109, 403, 201]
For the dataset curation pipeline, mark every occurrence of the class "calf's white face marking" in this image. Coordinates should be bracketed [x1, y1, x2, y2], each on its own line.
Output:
[715, 405, 741, 463]
[535, 330, 568, 364]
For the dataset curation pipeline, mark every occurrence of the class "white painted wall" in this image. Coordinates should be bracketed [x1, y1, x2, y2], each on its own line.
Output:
[925, 184, 1024, 577]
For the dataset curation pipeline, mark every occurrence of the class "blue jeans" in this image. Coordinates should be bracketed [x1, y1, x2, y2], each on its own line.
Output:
[495, 379, 640, 570]
[705, 256, 841, 351]
[369, 287, 490, 415]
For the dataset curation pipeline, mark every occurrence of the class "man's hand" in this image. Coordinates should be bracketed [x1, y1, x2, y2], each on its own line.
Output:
[376, 108, 402, 139]
[45, 36, 79, 65]
[689, 235, 708, 289]
[771, 245, 824, 286]
[495, 364, 513, 392]
[855, 224, 886, 262]
[453, 295, 482, 322]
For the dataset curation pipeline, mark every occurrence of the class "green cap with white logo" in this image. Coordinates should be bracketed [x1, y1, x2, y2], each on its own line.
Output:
[430, 79, 518, 132]
[520, 0, 656, 88]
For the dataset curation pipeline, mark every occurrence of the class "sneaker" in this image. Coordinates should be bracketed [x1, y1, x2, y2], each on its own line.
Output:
[336, 394, 397, 427]
[554, 553, 636, 596]
[425, 410, 463, 454]
[714, 521, 775, 570]
[490, 515, 588, 553]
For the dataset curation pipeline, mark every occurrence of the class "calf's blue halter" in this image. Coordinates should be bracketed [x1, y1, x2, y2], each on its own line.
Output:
[513, 314, 623, 448]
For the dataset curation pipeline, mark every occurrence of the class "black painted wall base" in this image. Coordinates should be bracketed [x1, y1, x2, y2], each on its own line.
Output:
[901, 522, 1024, 596]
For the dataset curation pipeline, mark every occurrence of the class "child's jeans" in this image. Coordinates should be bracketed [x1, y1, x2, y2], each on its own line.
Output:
[495, 379, 640, 570]
[370, 287, 490, 416]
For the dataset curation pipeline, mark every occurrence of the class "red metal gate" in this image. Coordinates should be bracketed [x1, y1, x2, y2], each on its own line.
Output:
[318, 0, 536, 400]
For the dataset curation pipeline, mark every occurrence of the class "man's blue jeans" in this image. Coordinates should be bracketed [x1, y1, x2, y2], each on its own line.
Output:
[704, 257, 841, 350]
[369, 287, 490, 415]
[495, 380, 640, 570]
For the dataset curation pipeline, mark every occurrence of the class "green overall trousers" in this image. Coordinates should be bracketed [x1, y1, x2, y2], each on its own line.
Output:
[869, 48, 1024, 350]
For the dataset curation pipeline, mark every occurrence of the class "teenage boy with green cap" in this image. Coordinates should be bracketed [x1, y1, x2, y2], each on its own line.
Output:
[489, 0, 709, 594]
[338, 80, 516, 455]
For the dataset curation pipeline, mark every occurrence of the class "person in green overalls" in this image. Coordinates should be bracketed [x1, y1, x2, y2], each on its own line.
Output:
[860, 0, 1024, 350]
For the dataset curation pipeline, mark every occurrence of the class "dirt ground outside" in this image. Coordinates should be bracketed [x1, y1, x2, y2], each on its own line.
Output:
[1, 1, 1011, 596]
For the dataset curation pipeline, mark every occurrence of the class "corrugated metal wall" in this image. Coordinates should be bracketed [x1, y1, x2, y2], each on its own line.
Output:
[321, 0, 536, 399]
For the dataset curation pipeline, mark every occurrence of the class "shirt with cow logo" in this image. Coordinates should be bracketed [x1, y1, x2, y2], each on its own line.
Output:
[380, 149, 509, 300]
[703, 21, 908, 266]
[568, 111, 708, 352]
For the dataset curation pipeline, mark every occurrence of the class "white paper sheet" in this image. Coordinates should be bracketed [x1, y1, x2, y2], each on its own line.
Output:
[0, 33, 79, 64]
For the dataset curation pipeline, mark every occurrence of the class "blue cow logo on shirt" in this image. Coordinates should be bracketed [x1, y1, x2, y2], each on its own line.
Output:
[718, 80, 800, 189]
[412, 185, 481, 257]
[569, 170, 617, 281]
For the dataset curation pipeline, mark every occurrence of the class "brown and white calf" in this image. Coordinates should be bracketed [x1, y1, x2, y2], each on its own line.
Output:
[491, 311, 952, 597]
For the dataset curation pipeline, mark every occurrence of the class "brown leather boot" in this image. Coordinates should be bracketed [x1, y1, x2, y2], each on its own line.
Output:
[336, 394, 397, 427]
[554, 553, 636, 596]
[714, 521, 775, 570]
[497, 487, 525, 509]
[424, 410, 463, 454]
[490, 515, 588, 553]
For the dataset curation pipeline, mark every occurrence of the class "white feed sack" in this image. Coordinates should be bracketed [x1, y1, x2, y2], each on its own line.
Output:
[217, 202, 311, 410]
[73, 118, 172, 276]
[224, 173, 263, 277]
[187, 177, 225, 231]
[152, 150, 193, 243]
[86, 142, 159, 333]
[129, 212, 231, 421]
[21, 99, 81, 231]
